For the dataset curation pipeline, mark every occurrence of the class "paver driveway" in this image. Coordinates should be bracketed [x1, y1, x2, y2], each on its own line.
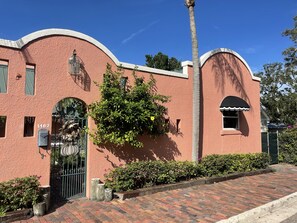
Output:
[16, 164, 297, 223]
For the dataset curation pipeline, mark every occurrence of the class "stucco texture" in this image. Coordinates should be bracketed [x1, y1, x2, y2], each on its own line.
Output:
[0, 33, 193, 197]
[0, 29, 261, 198]
[200, 52, 261, 156]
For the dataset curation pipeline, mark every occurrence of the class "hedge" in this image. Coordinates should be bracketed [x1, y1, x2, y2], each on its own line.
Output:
[279, 127, 297, 165]
[104, 160, 204, 192]
[201, 153, 270, 177]
[104, 153, 270, 192]
[0, 176, 42, 213]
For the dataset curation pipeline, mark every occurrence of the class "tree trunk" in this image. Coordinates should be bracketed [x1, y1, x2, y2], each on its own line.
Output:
[185, 0, 200, 162]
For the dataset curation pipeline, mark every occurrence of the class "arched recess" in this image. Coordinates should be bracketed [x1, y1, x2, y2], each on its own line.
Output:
[50, 97, 88, 201]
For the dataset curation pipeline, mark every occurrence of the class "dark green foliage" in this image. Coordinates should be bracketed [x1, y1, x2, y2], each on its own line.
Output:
[256, 14, 297, 125]
[145, 52, 182, 71]
[279, 127, 297, 164]
[104, 153, 269, 192]
[256, 63, 297, 124]
[201, 153, 270, 177]
[104, 161, 204, 192]
[0, 176, 42, 212]
[283, 15, 297, 69]
[88, 64, 170, 148]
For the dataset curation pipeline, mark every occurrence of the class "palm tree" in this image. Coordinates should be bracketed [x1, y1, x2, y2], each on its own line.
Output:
[185, 0, 200, 162]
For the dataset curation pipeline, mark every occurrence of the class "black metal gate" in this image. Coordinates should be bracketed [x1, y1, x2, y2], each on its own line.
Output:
[50, 98, 87, 201]
[261, 131, 278, 164]
[268, 132, 278, 164]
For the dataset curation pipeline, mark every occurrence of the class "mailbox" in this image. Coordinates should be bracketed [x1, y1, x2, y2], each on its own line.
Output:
[38, 129, 48, 147]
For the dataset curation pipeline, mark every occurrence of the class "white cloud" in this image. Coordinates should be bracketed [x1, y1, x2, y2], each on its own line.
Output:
[121, 20, 159, 44]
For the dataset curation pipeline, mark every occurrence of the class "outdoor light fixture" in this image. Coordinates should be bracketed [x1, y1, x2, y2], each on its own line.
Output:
[16, 74, 22, 80]
[68, 49, 81, 76]
[120, 77, 128, 90]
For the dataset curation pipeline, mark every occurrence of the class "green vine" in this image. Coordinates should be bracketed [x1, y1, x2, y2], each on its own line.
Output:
[87, 64, 170, 148]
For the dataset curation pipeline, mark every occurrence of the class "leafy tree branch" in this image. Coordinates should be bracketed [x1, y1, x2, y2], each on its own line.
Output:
[145, 52, 182, 71]
[256, 14, 297, 125]
[87, 64, 170, 148]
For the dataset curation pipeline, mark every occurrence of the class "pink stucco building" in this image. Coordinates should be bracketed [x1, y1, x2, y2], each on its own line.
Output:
[0, 29, 261, 200]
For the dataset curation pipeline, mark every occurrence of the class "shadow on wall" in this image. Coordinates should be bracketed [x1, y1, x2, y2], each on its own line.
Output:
[71, 63, 91, 92]
[240, 113, 249, 137]
[199, 69, 204, 159]
[21, 43, 91, 92]
[96, 122, 182, 167]
[211, 53, 250, 104]
[21, 47, 34, 64]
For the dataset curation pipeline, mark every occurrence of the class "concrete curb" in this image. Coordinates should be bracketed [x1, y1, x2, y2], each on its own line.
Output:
[217, 191, 297, 223]
[114, 168, 274, 200]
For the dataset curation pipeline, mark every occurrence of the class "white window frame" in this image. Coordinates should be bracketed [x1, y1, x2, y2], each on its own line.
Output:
[25, 64, 36, 96]
[0, 60, 8, 94]
[222, 110, 239, 130]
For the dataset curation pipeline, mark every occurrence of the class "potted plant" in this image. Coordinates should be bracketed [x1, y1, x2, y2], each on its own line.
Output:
[32, 190, 46, 216]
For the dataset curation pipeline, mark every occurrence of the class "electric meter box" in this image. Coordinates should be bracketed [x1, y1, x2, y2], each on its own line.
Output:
[38, 129, 49, 147]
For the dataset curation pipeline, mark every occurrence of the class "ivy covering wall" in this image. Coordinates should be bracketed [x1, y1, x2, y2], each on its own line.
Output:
[87, 64, 170, 148]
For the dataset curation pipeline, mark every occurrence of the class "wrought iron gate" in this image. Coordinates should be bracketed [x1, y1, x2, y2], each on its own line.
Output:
[261, 131, 278, 164]
[50, 98, 87, 201]
[268, 132, 279, 164]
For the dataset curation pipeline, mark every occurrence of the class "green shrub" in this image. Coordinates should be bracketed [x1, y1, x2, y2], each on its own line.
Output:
[104, 160, 204, 192]
[104, 153, 269, 192]
[201, 153, 270, 177]
[0, 176, 42, 212]
[279, 128, 297, 164]
[87, 64, 170, 148]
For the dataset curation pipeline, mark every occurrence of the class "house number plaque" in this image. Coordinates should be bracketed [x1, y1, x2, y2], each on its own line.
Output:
[38, 124, 50, 129]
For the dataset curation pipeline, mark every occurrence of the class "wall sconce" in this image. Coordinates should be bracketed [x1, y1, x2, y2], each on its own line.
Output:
[68, 49, 81, 76]
[16, 74, 22, 80]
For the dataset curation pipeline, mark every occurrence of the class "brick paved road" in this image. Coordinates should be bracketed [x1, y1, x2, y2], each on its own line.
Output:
[16, 164, 297, 223]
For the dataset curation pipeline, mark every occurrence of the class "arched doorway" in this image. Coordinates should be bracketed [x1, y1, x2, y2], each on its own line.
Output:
[50, 98, 87, 201]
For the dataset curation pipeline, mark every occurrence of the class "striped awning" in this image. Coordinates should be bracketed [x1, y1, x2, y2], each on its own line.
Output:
[220, 96, 250, 111]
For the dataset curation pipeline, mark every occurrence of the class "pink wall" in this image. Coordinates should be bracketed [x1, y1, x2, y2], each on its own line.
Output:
[0, 32, 193, 197]
[200, 52, 261, 156]
[0, 29, 261, 198]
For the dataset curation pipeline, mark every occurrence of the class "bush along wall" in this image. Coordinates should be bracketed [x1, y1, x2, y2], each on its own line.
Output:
[201, 153, 270, 177]
[0, 176, 42, 213]
[104, 153, 270, 192]
[279, 127, 297, 165]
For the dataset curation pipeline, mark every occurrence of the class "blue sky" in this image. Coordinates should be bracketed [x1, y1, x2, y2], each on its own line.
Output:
[0, 0, 296, 73]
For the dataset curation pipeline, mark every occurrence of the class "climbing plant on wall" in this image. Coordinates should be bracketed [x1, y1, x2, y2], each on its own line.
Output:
[87, 64, 170, 148]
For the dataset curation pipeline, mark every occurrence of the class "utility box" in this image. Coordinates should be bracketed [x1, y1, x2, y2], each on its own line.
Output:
[38, 129, 49, 147]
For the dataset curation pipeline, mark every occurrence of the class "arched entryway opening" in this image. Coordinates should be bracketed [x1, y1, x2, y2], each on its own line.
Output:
[50, 97, 87, 201]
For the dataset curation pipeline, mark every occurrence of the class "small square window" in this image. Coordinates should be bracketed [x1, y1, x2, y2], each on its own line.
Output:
[222, 111, 239, 129]
[0, 116, 7, 137]
[165, 118, 170, 133]
[24, 116, 35, 137]
[176, 119, 181, 133]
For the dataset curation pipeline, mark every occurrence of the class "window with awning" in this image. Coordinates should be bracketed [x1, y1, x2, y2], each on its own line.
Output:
[220, 96, 250, 111]
[220, 96, 249, 129]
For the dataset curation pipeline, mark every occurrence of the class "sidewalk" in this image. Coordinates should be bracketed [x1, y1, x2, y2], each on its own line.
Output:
[16, 163, 297, 223]
[218, 191, 297, 223]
